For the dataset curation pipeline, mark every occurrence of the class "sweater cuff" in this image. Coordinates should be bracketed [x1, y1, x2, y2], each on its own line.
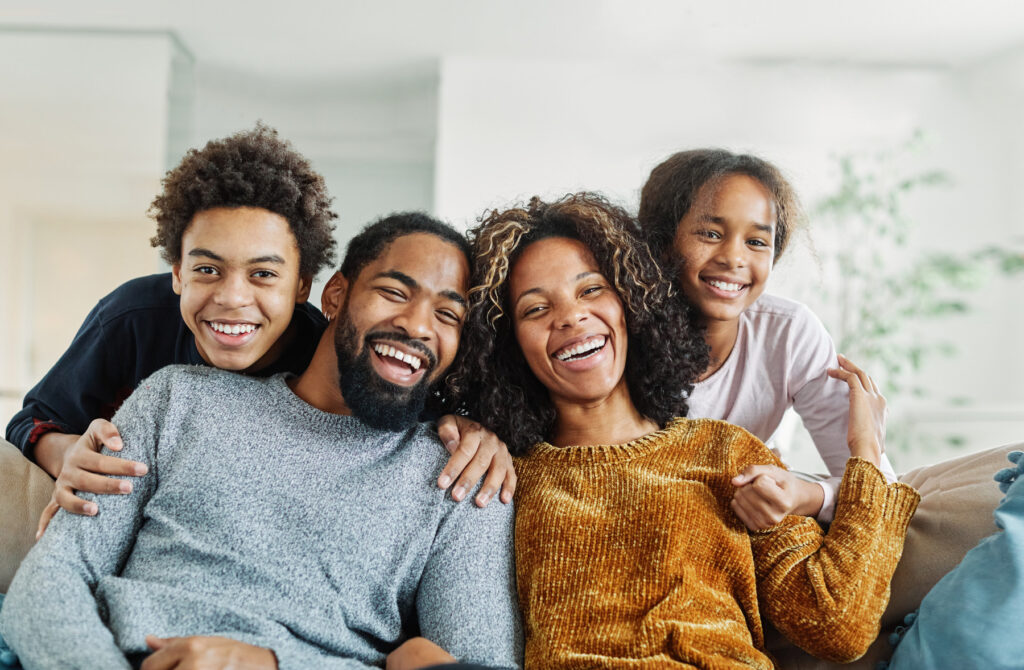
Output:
[836, 457, 920, 528]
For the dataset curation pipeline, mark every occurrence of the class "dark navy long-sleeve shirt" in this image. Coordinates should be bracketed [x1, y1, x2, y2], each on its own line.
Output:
[5, 273, 326, 461]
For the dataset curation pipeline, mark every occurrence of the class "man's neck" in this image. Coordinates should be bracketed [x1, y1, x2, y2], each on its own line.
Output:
[287, 335, 353, 416]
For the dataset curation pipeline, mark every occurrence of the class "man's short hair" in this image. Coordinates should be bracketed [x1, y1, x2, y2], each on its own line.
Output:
[340, 212, 470, 281]
[149, 123, 338, 278]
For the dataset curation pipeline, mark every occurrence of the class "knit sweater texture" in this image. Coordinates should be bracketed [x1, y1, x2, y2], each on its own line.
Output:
[513, 418, 920, 669]
[0, 365, 523, 669]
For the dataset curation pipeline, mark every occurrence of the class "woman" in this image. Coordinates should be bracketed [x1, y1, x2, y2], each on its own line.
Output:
[451, 193, 919, 669]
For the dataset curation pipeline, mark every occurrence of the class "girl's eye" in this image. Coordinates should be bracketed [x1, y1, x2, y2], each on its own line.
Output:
[748, 239, 769, 248]
[697, 229, 720, 240]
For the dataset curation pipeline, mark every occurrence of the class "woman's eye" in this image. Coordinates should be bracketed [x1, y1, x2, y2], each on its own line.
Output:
[522, 304, 546, 318]
[582, 285, 605, 297]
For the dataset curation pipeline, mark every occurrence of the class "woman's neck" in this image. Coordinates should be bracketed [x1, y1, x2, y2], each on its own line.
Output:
[550, 382, 658, 447]
[699, 318, 740, 382]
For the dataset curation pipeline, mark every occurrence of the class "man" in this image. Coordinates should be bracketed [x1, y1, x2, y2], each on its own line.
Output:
[0, 213, 522, 669]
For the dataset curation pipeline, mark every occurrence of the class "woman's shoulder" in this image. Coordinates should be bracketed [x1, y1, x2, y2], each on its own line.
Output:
[663, 418, 778, 467]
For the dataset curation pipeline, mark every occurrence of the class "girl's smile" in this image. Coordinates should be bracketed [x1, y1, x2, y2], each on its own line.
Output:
[673, 173, 777, 328]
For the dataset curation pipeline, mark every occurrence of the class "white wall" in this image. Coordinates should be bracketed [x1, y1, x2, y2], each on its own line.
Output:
[0, 30, 172, 423]
[434, 56, 1024, 470]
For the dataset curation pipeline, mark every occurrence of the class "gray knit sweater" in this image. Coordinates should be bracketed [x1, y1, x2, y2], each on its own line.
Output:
[0, 366, 522, 669]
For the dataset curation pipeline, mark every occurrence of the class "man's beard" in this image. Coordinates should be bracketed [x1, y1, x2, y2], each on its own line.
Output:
[334, 311, 437, 431]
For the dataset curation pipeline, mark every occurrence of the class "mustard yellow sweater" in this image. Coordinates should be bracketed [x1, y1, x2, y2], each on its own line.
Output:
[513, 418, 920, 669]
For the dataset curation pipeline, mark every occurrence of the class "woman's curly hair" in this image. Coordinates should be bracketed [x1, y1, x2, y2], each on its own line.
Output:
[638, 148, 805, 267]
[149, 123, 337, 278]
[448, 192, 709, 455]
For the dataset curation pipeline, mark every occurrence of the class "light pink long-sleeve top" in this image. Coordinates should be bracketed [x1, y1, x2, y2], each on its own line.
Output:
[686, 293, 898, 522]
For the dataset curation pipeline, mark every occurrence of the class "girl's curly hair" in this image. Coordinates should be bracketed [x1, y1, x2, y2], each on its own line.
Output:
[448, 192, 709, 455]
[149, 123, 337, 278]
[638, 148, 805, 267]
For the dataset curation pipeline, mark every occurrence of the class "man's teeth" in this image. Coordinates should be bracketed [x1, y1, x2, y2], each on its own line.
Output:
[555, 336, 606, 361]
[372, 343, 422, 370]
[210, 323, 257, 335]
[707, 279, 744, 292]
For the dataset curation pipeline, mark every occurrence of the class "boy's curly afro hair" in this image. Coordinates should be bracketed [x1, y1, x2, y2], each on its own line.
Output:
[149, 123, 337, 278]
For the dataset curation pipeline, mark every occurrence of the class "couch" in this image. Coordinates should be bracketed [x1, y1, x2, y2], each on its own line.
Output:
[1, 437, 1020, 668]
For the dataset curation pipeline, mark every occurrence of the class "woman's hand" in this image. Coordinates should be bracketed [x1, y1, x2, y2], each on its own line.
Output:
[827, 354, 886, 466]
[142, 635, 277, 670]
[386, 638, 455, 670]
[436, 415, 517, 507]
[35, 419, 149, 538]
[730, 465, 825, 530]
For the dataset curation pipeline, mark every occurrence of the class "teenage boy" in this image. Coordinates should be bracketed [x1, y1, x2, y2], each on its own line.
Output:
[6, 126, 512, 535]
[0, 214, 522, 670]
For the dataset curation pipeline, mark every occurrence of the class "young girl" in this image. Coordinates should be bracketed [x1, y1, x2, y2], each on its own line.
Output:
[638, 149, 898, 527]
[454, 193, 917, 667]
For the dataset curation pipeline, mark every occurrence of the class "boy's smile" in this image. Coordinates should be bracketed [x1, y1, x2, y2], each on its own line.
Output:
[172, 206, 311, 372]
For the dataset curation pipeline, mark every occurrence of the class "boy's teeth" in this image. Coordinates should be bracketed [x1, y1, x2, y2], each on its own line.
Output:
[708, 279, 743, 292]
[555, 336, 606, 361]
[211, 322, 256, 335]
[372, 343, 422, 370]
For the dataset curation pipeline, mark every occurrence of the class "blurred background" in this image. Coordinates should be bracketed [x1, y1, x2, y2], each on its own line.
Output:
[1, 0, 1022, 471]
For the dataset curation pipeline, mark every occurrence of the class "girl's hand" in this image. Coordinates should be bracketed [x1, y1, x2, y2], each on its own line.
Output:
[731, 465, 825, 530]
[35, 419, 149, 539]
[386, 638, 455, 670]
[827, 354, 886, 466]
[436, 415, 517, 507]
[142, 635, 277, 669]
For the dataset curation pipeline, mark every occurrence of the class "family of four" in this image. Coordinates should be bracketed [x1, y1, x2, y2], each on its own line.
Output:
[2, 126, 1020, 669]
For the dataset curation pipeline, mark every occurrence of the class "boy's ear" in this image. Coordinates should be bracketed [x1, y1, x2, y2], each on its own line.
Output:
[171, 265, 183, 295]
[320, 272, 348, 321]
[295, 275, 313, 303]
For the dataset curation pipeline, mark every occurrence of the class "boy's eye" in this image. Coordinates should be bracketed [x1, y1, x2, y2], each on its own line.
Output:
[252, 270, 277, 279]
[195, 266, 218, 276]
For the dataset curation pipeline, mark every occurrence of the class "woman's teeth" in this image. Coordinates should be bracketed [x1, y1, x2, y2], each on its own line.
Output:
[707, 279, 744, 292]
[372, 343, 422, 370]
[211, 323, 257, 335]
[555, 336, 606, 361]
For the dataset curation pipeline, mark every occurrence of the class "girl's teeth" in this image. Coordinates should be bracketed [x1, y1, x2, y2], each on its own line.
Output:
[708, 280, 743, 292]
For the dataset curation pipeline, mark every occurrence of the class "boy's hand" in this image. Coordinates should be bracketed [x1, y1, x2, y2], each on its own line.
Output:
[730, 465, 825, 530]
[436, 415, 516, 507]
[828, 354, 886, 466]
[386, 637, 455, 670]
[35, 419, 149, 539]
[142, 635, 277, 670]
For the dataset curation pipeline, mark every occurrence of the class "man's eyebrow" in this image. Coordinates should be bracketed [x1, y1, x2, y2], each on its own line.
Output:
[441, 290, 467, 308]
[186, 249, 287, 264]
[375, 270, 467, 307]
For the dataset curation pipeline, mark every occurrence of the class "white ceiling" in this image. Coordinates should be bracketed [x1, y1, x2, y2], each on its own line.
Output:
[3, 0, 1024, 81]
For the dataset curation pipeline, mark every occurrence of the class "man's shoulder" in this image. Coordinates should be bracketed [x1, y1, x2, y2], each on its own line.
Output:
[138, 365, 270, 397]
[93, 273, 179, 325]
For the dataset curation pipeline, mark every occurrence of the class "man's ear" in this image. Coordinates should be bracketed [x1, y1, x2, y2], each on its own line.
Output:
[295, 275, 313, 303]
[171, 264, 183, 295]
[320, 272, 348, 321]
